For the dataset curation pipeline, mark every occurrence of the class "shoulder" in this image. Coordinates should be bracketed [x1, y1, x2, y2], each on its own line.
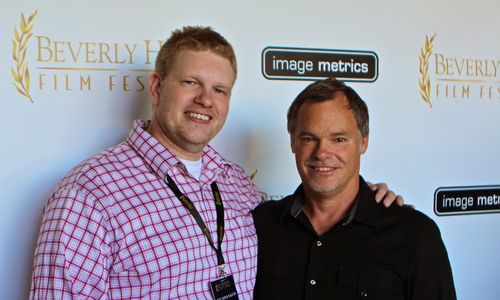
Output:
[205, 145, 252, 184]
[226, 161, 252, 181]
[388, 204, 438, 226]
[253, 195, 293, 221]
[357, 179, 439, 233]
[204, 148, 264, 208]
[378, 203, 443, 239]
[226, 163, 261, 198]
[52, 141, 139, 199]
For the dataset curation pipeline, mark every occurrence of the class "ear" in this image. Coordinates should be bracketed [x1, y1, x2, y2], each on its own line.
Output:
[290, 135, 296, 154]
[360, 135, 369, 154]
[149, 73, 162, 107]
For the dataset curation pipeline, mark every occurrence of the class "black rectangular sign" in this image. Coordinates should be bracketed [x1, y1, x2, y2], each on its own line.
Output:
[262, 46, 378, 82]
[434, 185, 500, 216]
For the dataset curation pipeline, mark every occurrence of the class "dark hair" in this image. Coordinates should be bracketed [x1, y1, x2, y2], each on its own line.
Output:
[287, 77, 369, 138]
[155, 26, 237, 79]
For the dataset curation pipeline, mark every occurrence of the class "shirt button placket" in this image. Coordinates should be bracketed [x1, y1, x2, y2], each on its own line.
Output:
[309, 241, 321, 291]
[304, 238, 323, 298]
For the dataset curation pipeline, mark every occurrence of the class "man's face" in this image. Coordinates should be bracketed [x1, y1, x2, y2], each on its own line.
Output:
[291, 95, 368, 199]
[148, 49, 235, 159]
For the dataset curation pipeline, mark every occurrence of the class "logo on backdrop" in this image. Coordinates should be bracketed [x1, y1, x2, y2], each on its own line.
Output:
[434, 185, 500, 216]
[262, 46, 378, 82]
[10, 11, 162, 103]
[418, 33, 500, 108]
[250, 170, 284, 201]
[11, 11, 37, 103]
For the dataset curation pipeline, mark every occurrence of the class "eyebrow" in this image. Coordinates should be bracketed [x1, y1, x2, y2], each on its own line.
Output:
[330, 131, 349, 137]
[295, 131, 351, 142]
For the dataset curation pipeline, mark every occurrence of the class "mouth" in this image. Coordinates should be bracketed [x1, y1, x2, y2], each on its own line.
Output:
[186, 111, 211, 121]
[306, 162, 340, 173]
[312, 166, 338, 172]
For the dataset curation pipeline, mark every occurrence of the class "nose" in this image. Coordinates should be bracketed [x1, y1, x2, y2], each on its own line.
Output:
[194, 86, 214, 108]
[313, 140, 331, 160]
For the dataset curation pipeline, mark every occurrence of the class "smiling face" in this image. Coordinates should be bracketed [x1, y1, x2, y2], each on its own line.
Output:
[291, 95, 368, 200]
[147, 49, 236, 160]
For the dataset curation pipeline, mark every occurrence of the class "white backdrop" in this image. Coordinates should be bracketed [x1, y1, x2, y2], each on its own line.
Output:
[1, 1, 499, 299]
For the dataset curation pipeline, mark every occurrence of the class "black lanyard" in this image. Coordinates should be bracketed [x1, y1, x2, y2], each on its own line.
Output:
[166, 174, 226, 270]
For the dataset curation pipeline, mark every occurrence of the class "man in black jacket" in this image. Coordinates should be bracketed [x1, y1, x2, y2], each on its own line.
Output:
[253, 78, 456, 300]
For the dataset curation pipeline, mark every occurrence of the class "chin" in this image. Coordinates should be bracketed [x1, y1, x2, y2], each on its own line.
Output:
[306, 182, 338, 195]
[182, 131, 211, 143]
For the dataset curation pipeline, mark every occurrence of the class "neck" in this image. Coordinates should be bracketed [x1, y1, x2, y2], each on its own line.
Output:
[179, 157, 203, 180]
[302, 180, 360, 236]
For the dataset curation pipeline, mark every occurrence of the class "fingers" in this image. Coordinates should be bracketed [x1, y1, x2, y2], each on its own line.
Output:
[366, 181, 375, 190]
[381, 191, 397, 207]
[383, 192, 407, 207]
[372, 182, 389, 203]
[396, 195, 405, 207]
[368, 181, 407, 207]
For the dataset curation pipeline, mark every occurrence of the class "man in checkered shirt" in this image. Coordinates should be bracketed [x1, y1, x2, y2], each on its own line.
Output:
[30, 26, 401, 299]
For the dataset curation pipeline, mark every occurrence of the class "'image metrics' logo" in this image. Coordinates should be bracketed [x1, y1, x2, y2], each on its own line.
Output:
[10, 10, 163, 103]
[262, 47, 378, 82]
[418, 34, 500, 108]
[435, 185, 500, 216]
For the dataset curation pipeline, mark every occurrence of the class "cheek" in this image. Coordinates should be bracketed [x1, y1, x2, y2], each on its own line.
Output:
[344, 149, 362, 165]
[156, 96, 170, 115]
[161, 89, 185, 111]
[295, 155, 306, 176]
[217, 100, 230, 117]
[294, 148, 310, 165]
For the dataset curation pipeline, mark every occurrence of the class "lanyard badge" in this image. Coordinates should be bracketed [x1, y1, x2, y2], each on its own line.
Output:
[166, 175, 239, 300]
[210, 274, 239, 300]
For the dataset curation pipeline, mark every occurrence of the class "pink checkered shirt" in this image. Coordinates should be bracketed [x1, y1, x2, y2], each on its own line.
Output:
[30, 120, 263, 299]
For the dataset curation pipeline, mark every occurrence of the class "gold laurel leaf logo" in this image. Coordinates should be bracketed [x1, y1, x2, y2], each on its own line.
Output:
[250, 169, 258, 180]
[249, 169, 269, 200]
[418, 33, 436, 108]
[11, 10, 37, 103]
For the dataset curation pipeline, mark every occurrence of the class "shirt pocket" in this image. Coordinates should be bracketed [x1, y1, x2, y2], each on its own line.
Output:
[257, 257, 302, 300]
[336, 266, 405, 300]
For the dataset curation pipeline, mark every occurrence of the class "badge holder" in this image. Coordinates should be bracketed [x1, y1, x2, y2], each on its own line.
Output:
[210, 264, 239, 300]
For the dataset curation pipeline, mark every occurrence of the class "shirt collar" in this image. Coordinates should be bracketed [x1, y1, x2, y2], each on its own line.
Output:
[126, 119, 233, 182]
[282, 176, 380, 229]
[280, 185, 305, 226]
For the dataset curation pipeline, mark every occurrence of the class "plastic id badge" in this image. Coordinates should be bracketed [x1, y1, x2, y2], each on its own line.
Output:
[210, 274, 239, 300]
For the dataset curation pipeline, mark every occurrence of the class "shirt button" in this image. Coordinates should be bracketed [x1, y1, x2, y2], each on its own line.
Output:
[316, 240, 322, 247]
[360, 290, 368, 297]
[310, 279, 316, 285]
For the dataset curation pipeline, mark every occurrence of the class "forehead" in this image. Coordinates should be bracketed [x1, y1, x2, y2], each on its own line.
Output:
[173, 49, 235, 72]
[172, 49, 227, 66]
[296, 96, 358, 132]
[172, 50, 235, 79]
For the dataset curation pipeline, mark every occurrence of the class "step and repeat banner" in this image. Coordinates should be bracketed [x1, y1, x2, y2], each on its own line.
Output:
[1, 1, 499, 299]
